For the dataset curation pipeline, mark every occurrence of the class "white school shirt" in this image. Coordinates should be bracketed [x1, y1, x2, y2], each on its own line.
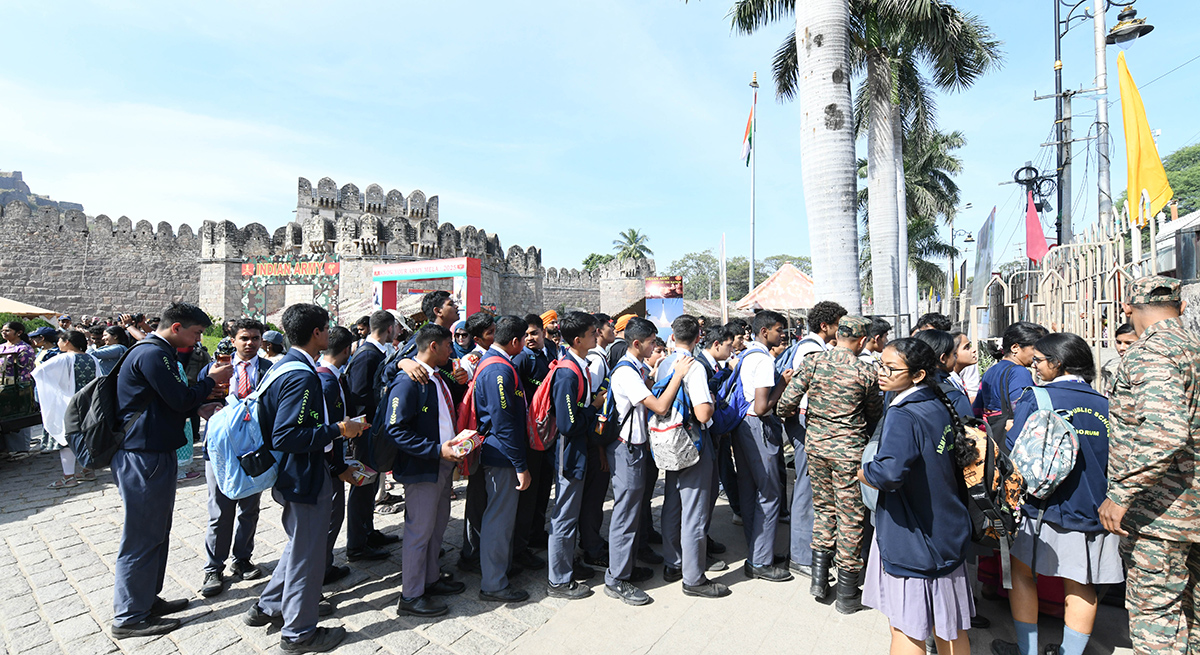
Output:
[739, 341, 778, 417]
[420, 360, 457, 444]
[566, 350, 594, 395]
[586, 346, 609, 392]
[889, 385, 922, 407]
[291, 347, 333, 453]
[610, 353, 652, 445]
[660, 346, 713, 427]
[459, 344, 487, 381]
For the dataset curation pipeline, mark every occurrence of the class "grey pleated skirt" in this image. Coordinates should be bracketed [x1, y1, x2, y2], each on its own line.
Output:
[863, 534, 975, 643]
[1010, 519, 1125, 585]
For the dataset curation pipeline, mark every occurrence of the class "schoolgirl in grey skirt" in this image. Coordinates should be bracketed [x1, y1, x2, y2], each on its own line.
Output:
[858, 339, 976, 654]
[992, 333, 1123, 655]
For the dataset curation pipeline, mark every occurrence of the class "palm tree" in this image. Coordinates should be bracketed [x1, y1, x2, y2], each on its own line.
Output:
[730, 0, 1001, 316]
[612, 229, 653, 261]
[733, 0, 861, 312]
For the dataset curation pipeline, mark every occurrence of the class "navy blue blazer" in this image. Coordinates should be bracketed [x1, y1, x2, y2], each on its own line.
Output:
[117, 336, 216, 452]
[316, 365, 349, 477]
[1008, 380, 1111, 532]
[513, 346, 551, 397]
[475, 348, 529, 473]
[257, 350, 340, 504]
[345, 341, 386, 420]
[862, 386, 971, 579]
[384, 370, 447, 484]
[552, 358, 596, 480]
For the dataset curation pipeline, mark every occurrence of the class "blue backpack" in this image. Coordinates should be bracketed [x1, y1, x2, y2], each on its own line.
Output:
[594, 359, 642, 447]
[774, 335, 823, 376]
[205, 361, 309, 500]
[713, 349, 771, 435]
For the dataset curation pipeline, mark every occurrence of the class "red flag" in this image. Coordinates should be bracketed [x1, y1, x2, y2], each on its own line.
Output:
[1025, 190, 1049, 262]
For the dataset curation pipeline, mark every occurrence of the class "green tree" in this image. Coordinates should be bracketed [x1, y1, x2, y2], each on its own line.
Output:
[581, 253, 615, 272]
[759, 254, 812, 276]
[668, 251, 801, 300]
[612, 229, 653, 261]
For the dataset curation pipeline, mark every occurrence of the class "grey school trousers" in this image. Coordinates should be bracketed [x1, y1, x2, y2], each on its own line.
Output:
[402, 461, 454, 599]
[733, 415, 783, 567]
[662, 428, 714, 586]
[480, 466, 521, 593]
[605, 440, 649, 587]
[257, 472, 332, 642]
[112, 450, 177, 627]
[204, 460, 261, 573]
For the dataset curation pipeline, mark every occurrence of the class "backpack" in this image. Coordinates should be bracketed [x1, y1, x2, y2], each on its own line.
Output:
[528, 357, 588, 451]
[62, 340, 158, 469]
[1010, 385, 1081, 580]
[204, 361, 310, 500]
[983, 364, 1023, 453]
[774, 335, 822, 376]
[958, 416, 1027, 589]
[594, 359, 642, 447]
[647, 354, 702, 471]
[454, 355, 534, 475]
[714, 349, 770, 435]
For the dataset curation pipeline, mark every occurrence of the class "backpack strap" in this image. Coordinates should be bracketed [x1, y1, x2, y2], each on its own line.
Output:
[247, 361, 311, 403]
[555, 358, 589, 405]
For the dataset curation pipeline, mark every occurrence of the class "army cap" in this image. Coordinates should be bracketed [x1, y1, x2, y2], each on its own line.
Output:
[837, 315, 871, 339]
[1128, 275, 1180, 304]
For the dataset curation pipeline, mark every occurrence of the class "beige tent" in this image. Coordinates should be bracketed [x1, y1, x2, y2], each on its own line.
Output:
[0, 296, 58, 317]
[735, 263, 817, 311]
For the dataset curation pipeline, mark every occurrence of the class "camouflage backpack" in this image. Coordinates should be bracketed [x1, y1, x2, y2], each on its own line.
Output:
[1010, 386, 1079, 500]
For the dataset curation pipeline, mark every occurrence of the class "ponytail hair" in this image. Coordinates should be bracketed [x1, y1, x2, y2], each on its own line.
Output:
[888, 337, 973, 468]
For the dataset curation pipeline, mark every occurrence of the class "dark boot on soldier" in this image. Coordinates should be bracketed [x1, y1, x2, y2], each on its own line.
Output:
[834, 568, 867, 614]
[809, 549, 833, 600]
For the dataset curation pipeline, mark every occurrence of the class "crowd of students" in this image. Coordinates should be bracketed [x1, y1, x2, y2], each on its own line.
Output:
[13, 275, 1197, 654]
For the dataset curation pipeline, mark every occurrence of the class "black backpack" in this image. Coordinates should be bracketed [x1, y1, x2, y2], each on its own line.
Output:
[63, 340, 156, 469]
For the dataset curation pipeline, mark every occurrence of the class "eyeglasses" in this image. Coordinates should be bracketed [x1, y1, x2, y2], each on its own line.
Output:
[878, 365, 912, 377]
[1031, 355, 1051, 366]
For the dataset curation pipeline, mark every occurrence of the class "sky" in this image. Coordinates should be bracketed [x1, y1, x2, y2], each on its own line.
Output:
[1, 0, 1197, 275]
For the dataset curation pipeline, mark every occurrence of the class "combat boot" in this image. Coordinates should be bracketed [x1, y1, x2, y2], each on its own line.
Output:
[809, 549, 833, 600]
[835, 568, 867, 614]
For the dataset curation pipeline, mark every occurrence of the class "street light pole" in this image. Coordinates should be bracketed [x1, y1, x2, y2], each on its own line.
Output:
[1094, 4, 1114, 237]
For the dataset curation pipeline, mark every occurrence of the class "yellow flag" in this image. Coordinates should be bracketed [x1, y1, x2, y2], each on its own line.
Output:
[1118, 51, 1173, 226]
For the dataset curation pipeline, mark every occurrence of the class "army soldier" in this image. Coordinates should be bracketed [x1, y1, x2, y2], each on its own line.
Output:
[1100, 276, 1200, 655]
[777, 315, 882, 614]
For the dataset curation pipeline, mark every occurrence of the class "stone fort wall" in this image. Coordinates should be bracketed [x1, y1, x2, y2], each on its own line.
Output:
[0, 173, 648, 320]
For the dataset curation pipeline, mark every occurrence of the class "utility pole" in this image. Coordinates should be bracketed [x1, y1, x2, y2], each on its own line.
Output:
[1093, 4, 1114, 236]
[1060, 90, 1073, 244]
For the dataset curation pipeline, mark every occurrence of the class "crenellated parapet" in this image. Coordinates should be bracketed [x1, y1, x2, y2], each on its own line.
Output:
[0, 199, 198, 252]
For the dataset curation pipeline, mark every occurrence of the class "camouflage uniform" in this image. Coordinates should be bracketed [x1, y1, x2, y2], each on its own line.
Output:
[1109, 276, 1200, 655]
[777, 316, 882, 573]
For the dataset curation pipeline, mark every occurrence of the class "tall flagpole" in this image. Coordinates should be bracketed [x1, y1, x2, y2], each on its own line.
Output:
[749, 73, 759, 292]
[720, 233, 728, 323]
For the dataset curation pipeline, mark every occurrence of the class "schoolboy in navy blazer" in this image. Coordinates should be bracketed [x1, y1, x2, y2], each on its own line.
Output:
[476, 348, 530, 476]
[386, 369, 445, 484]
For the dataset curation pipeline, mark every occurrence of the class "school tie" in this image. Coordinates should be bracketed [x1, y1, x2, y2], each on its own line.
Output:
[434, 373, 456, 424]
[236, 361, 253, 399]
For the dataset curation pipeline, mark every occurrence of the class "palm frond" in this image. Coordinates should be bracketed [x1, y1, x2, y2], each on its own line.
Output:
[728, 0, 794, 35]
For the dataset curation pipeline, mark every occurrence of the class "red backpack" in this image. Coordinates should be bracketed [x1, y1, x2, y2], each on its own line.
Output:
[454, 355, 536, 474]
[528, 358, 588, 451]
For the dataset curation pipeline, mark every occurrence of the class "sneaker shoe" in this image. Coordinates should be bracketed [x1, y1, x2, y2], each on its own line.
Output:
[317, 598, 334, 617]
[662, 566, 683, 583]
[426, 578, 467, 596]
[150, 597, 189, 617]
[546, 580, 593, 600]
[397, 595, 448, 617]
[479, 586, 530, 603]
[637, 546, 664, 565]
[513, 549, 545, 570]
[280, 626, 347, 653]
[200, 571, 225, 598]
[683, 579, 732, 598]
[745, 564, 793, 582]
[230, 560, 263, 581]
[111, 617, 180, 638]
[604, 580, 650, 606]
[629, 566, 653, 583]
[706, 556, 729, 572]
[706, 536, 727, 555]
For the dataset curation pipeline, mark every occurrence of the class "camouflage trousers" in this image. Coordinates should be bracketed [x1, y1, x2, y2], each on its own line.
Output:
[809, 454, 866, 573]
[1121, 534, 1200, 655]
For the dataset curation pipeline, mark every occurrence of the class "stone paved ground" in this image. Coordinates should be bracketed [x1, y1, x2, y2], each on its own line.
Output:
[0, 442, 1134, 655]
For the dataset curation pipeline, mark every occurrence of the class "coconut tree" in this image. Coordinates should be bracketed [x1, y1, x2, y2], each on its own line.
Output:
[612, 228, 653, 261]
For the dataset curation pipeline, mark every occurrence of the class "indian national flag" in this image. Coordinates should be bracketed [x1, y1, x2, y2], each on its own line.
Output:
[740, 94, 755, 167]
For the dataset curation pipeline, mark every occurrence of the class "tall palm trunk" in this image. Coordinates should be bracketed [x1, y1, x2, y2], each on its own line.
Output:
[893, 102, 910, 321]
[796, 0, 861, 312]
[866, 49, 899, 316]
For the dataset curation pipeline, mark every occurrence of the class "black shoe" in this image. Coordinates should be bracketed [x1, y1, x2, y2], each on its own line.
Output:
[150, 597, 189, 617]
[989, 640, 1021, 655]
[280, 626, 347, 653]
[426, 578, 467, 596]
[582, 552, 608, 568]
[647, 529, 663, 545]
[789, 561, 813, 578]
[572, 558, 597, 581]
[376, 493, 404, 506]
[479, 586, 530, 603]
[397, 595, 448, 617]
[318, 598, 334, 617]
[243, 604, 284, 628]
[810, 549, 833, 600]
[347, 547, 390, 562]
[629, 566, 653, 583]
[323, 565, 350, 585]
[513, 549, 545, 570]
[111, 617, 180, 638]
[637, 546, 664, 565]
[971, 614, 991, 629]
[604, 580, 650, 606]
[546, 580, 594, 600]
[746, 564, 793, 582]
[457, 558, 481, 574]
[366, 530, 401, 549]
[706, 536, 727, 555]
[230, 559, 263, 581]
[834, 569, 867, 614]
[683, 579, 732, 598]
[662, 565, 683, 583]
[706, 556, 729, 572]
[200, 571, 225, 598]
